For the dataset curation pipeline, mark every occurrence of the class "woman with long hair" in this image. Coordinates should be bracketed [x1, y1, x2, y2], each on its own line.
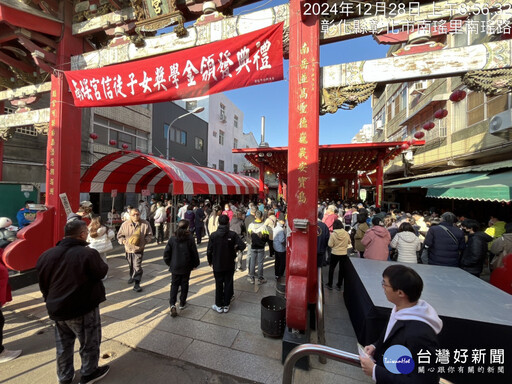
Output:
[163, 220, 200, 318]
[87, 215, 115, 276]
[327, 220, 351, 291]
[390, 222, 421, 263]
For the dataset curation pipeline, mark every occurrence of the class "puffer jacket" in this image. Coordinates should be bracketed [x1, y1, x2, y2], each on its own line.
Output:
[424, 223, 465, 267]
[87, 226, 115, 254]
[207, 224, 246, 272]
[354, 222, 370, 252]
[390, 231, 421, 264]
[460, 231, 492, 275]
[327, 229, 351, 256]
[163, 234, 200, 274]
[361, 225, 391, 260]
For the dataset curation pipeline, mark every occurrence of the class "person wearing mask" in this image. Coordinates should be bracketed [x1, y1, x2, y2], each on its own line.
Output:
[273, 216, 286, 280]
[207, 215, 246, 313]
[153, 201, 167, 245]
[361, 217, 392, 261]
[390, 222, 421, 264]
[459, 219, 493, 277]
[360, 265, 443, 384]
[222, 203, 234, 222]
[326, 220, 351, 291]
[117, 208, 153, 292]
[163, 220, 200, 318]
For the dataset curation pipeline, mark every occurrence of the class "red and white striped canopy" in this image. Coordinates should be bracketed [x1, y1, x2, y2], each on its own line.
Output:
[80, 151, 260, 195]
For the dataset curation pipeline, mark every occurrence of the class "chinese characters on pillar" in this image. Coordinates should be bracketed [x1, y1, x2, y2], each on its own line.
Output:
[65, 24, 284, 107]
[47, 90, 58, 197]
[294, 43, 316, 205]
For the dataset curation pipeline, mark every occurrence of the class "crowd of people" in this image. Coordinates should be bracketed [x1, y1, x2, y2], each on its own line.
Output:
[0, 195, 510, 384]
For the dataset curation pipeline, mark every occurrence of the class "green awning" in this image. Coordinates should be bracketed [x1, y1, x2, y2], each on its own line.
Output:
[426, 170, 512, 202]
[390, 172, 487, 188]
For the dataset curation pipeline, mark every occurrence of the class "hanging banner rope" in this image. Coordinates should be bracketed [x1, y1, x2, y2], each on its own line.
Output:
[64, 23, 284, 108]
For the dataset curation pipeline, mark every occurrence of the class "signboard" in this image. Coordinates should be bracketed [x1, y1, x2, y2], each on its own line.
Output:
[59, 193, 73, 217]
[111, 189, 117, 198]
[21, 184, 34, 192]
[359, 188, 367, 201]
[64, 23, 284, 107]
[141, 189, 151, 196]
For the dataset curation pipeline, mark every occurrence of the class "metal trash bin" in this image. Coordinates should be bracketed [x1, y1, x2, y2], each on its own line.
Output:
[276, 276, 286, 298]
[261, 295, 286, 338]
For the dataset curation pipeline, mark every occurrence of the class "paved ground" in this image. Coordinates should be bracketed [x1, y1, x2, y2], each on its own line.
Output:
[1, 240, 372, 384]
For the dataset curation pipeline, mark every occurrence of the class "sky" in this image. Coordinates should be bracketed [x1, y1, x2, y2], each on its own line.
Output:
[224, 0, 390, 147]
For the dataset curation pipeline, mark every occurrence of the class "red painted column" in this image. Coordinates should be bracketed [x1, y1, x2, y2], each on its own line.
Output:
[0, 101, 3, 181]
[375, 156, 384, 208]
[46, 3, 83, 244]
[278, 175, 283, 198]
[286, 0, 319, 330]
[354, 176, 360, 201]
[258, 161, 265, 200]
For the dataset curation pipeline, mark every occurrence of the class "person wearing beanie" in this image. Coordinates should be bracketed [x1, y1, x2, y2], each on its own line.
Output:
[361, 217, 391, 260]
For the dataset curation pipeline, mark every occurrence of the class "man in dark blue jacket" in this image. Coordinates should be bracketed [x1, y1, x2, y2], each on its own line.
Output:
[37, 220, 109, 384]
[207, 215, 246, 313]
[423, 212, 465, 266]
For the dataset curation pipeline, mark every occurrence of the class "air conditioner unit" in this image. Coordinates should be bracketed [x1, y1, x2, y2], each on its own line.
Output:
[489, 110, 512, 139]
[413, 81, 428, 92]
[375, 120, 383, 130]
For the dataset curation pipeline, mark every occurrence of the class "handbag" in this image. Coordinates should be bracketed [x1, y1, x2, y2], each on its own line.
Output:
[127, 225, 141, 246]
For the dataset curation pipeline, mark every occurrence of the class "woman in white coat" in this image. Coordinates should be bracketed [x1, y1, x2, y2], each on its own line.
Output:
[87, 216, 115, 274]
[390, 222, 421, 263]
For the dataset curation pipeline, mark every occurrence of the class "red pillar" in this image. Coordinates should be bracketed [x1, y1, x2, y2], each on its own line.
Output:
[286, 0, 319, 330]
[258, 161, 265, 200]
[278, 175, 283, 198]
[354, 176, 360, 201]
[375, 156, 384, 208]
[0, 101, 3, 181]
[46, 3, 83, 244]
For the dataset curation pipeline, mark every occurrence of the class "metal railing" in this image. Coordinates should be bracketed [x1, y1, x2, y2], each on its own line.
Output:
[316, 267, 326, 364]
[282, 344, 361, 384]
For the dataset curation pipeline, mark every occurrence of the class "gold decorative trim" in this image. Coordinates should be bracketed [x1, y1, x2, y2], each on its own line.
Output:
[0, 127, 16, 141]
[320, 83, 377, 115]
[34, 122, 49, 135]
[463, 69, 512, 96]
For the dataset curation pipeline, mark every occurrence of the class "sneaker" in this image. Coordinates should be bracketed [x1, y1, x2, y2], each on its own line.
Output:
[335, 285, 342, 291]
[211, 304, 223, 313]
[79, 365, 110, 384]
[247, 277, 255, 284]
[127, 278, 134, 284]
[0, 349, 22, 363]
[179, 303, 187, 310]
[326, 284, 333, 290]
[257, 277, 267, 285]
[223, 306, 230, 313]
[170, 305, 177, 317]
[133, 283, 142, 292]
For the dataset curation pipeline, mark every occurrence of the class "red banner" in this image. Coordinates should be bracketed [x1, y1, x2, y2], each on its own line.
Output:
[64, 23, 284, 107]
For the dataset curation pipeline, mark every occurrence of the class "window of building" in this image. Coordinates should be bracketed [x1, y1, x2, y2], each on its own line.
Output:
[15, 126, 38, 136]
[466, 92, 508, 127]
[195, 137, 204, 151]
[220, 103, 226, 121]
[233, 164, 238, 173]
[219, 130, 225, 145]
[234, 115, 239, 128]
[94, 115, 148, 152]
[219, 160, 224, 171]
[179, 130, 187, 145]
[4, 107, 15, 114]
[164, 123, 187, 145]
[233, 138, 238, 149]
[211, 163, 216, 169]
[186, 100, 197, 111]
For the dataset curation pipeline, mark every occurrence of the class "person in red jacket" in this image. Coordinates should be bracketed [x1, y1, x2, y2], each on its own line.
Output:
[362, 217, 392, 261]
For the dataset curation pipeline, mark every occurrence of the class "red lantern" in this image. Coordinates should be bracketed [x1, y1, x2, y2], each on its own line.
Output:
[423, 121, 435, 131]
[434, 108, 448, 119]
[407, 139, 414, 146]
[89, 133, 98, 140]
[122, 143, 129, 149]
[414, 131, 425, 139]
[449, 89, 467, 102]
[401, 143, 410, 150]
[109, 139, 117, 146]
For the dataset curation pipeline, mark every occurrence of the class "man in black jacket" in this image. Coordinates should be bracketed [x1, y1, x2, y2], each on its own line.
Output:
[360, 265, 443, 384]
[207, 215, 246, 313]
[460, 219, 493, 277]
[424, 211, 465, 266]
[37, 220, 109, 384]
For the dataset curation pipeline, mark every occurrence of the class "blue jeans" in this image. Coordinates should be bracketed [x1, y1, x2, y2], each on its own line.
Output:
[54, 307, 101, 382]
[249, 248, 265, 279]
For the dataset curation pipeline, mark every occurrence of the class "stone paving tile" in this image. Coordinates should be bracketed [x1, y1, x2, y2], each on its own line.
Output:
[237, 290, 265, 304]
[169, 304, 209, 321]
[147, 313, 240, 348]
[180, 339, 283, 383]
[231, 330, 282, 361]
[201, 308, 261, 335]
[293, 366, 371, 384]
[227, 297, 261, 318]
[101, 302, 166, 325]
